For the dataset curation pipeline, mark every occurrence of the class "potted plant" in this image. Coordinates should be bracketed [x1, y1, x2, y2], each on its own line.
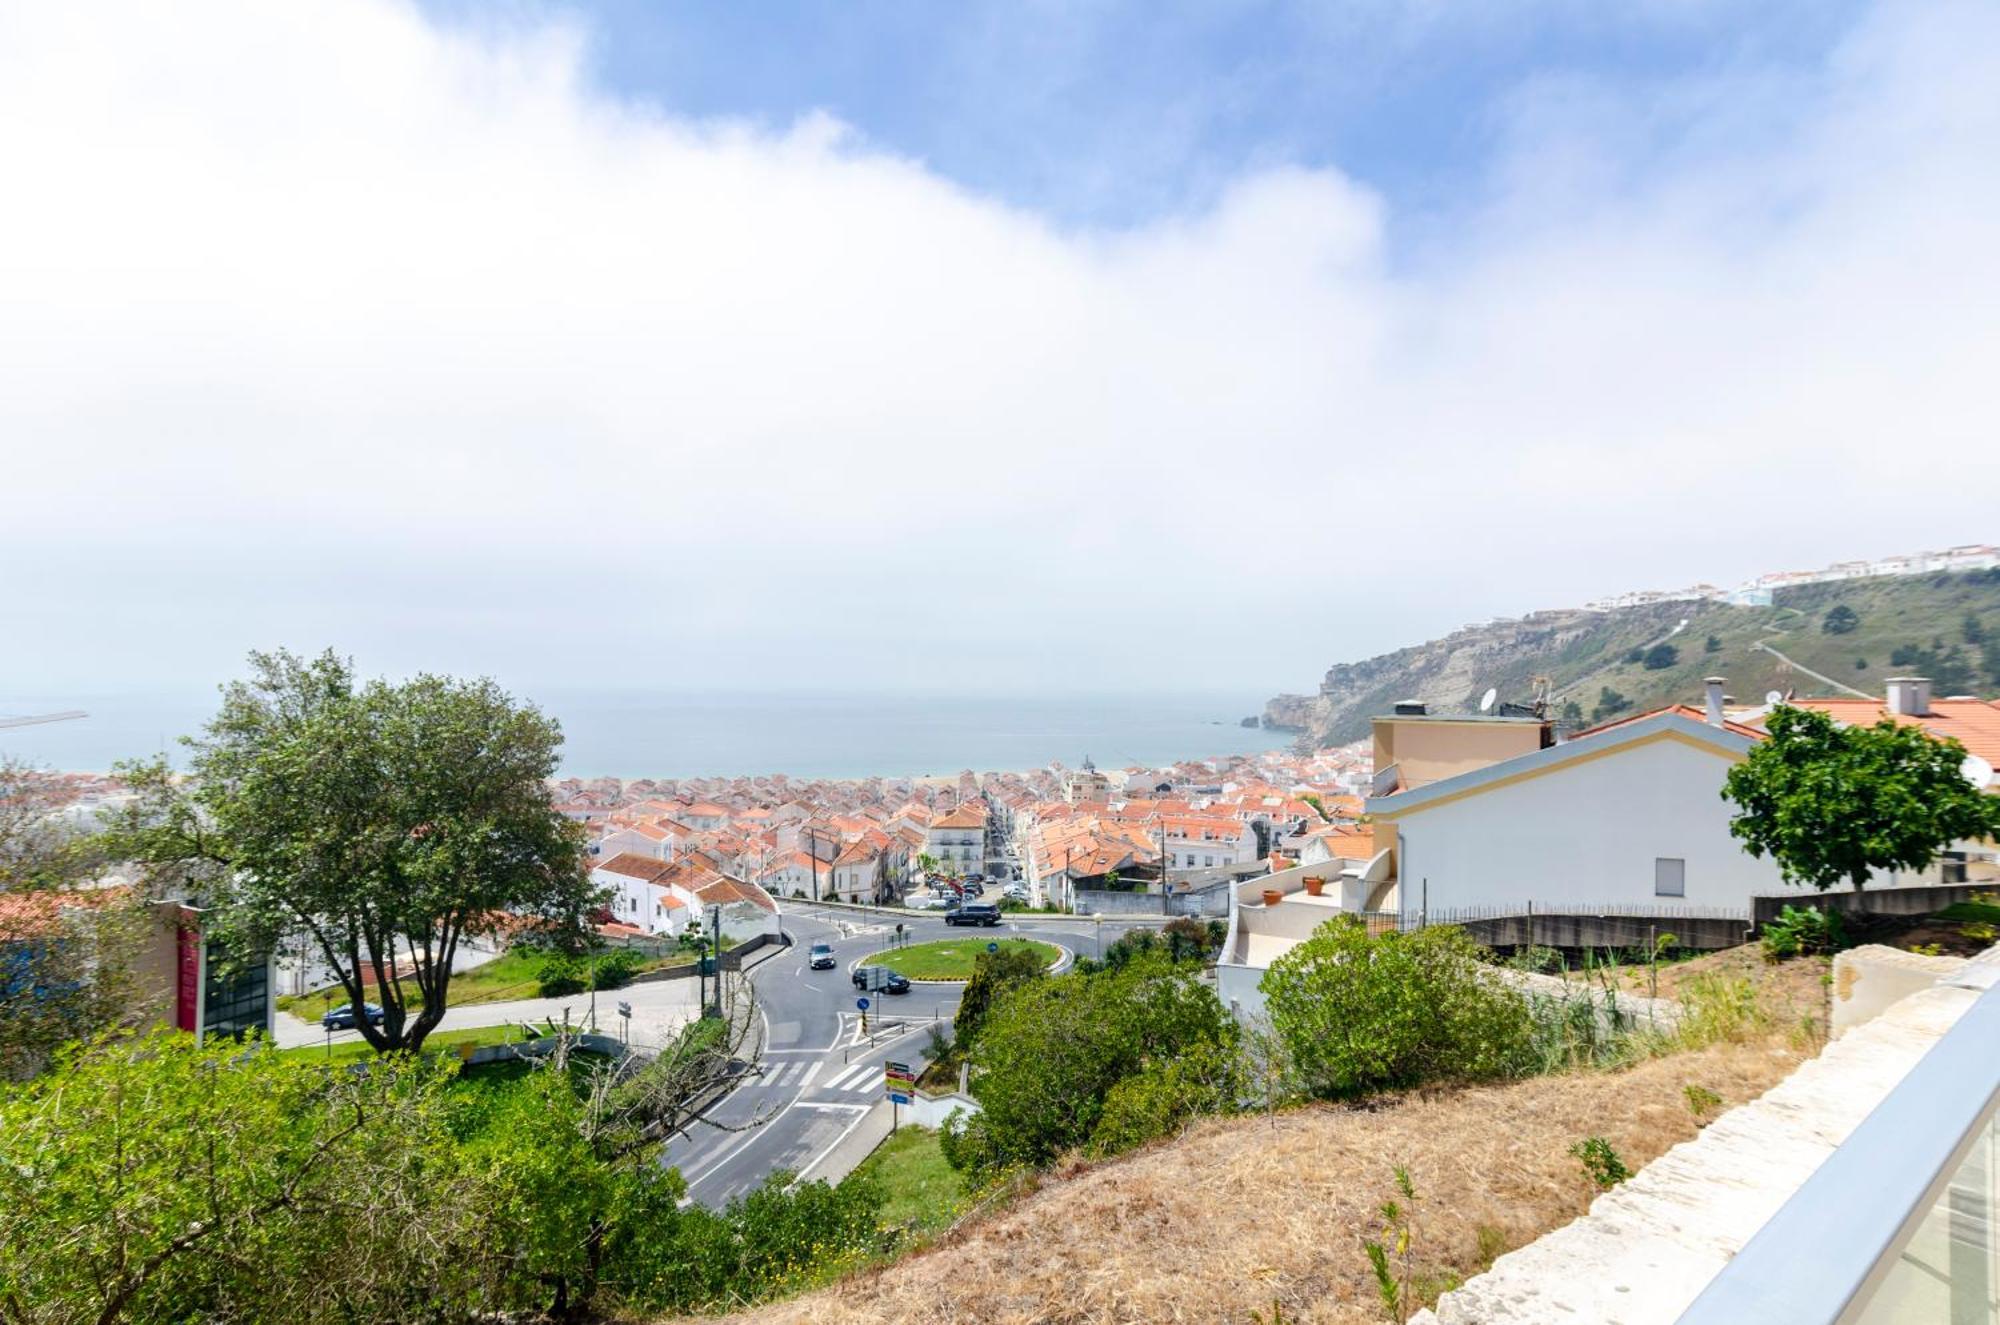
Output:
[1303, 876, 1325, 897]
[1261, 887, 1283, 907]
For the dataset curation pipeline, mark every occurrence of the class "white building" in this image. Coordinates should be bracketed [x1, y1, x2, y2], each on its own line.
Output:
[590, 852, 693, 937]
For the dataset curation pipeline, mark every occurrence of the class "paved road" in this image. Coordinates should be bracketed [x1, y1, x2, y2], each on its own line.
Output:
[662, 901, 1150, 1207]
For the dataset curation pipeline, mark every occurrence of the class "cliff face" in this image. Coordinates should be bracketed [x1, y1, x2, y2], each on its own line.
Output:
[1269, 604, 1680, 746]
[1269, 569, 2000, 748]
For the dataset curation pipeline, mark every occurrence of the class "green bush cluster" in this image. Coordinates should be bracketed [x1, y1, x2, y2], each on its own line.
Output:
[941, 952, 1240, 1178]
[1759, 904, 1846, 963]
[1260, 917, 1536, 1099]
[0, 1031, 883, 1325]
[1085, 917, 1225, 972]
[535, 946, 646, 997]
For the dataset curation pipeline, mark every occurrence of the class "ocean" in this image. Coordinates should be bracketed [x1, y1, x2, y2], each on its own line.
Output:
[0, 688, 1293, 780]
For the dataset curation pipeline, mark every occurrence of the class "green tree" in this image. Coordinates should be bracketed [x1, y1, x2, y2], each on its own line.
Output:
[1965, 613, 1987, 645]
[1642, 643, 1680, 671]
[952, 943, 1047, 1047]
[943, 953, 1239, 1176]
[109, 650, 592, 1054]
[1259, 917, 1534, 1099]
[1704, 633, 1722, 655]
[1822, 604, 1859, 635]
[1722, 706, 2000, 903]
[1591, 687, 1631, 722]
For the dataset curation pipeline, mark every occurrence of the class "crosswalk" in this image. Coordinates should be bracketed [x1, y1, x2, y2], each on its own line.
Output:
[753, 1056, 882, 1097]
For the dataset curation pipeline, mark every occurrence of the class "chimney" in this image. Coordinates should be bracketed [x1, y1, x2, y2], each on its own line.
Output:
[1885, 677, 1933, 717]
[1393, 700, 1428, 716]
[1703, 676, 1726, 728]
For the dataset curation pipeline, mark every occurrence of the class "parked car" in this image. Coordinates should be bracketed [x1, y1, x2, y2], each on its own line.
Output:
[808, 942, 836, 970]
[320, 1001, 385, 1031]
[945, 903, 1001, 927]
[964, 872, 985, 884]
[961, 880, 984, 897]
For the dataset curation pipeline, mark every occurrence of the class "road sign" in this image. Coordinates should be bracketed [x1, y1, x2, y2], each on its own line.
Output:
[856, 997, 870, 1012]
[885, 1059, 916, 1106]
[986, 941, 998, 953]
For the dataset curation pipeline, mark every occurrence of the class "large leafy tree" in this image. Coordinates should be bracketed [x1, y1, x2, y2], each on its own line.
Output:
[111, 650, 593, 1053]
[1722, 705, 2000, 900]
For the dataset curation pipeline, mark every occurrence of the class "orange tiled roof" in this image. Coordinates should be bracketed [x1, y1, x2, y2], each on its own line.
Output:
[1787, 697, 2000, 768]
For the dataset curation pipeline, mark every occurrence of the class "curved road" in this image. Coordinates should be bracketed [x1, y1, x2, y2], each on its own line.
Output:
[662, 901, 1156, 1206]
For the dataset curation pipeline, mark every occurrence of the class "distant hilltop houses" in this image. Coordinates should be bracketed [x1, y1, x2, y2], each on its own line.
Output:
[1579, 543, 1999, 615]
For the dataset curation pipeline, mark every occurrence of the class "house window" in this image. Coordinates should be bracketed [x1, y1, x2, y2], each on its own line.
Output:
[1654, 858, 1686, 898]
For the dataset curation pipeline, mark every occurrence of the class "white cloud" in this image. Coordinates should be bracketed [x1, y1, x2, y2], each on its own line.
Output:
[1, 0, 1995, 696]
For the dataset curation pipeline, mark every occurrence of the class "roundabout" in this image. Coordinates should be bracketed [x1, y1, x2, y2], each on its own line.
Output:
[858, 936, 1065, 982]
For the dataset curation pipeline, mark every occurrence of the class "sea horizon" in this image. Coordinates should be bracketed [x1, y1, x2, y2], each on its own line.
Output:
[0, 686, 1296, 782]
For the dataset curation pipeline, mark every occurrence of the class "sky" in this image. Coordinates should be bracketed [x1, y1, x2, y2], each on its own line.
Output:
[2, 0, 1997, 704]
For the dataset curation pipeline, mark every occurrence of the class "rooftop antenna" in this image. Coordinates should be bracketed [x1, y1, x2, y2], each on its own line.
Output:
[1478, 687, 1498, 714]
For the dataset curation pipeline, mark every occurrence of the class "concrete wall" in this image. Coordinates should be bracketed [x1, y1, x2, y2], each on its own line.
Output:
[1390, 735, 1785, 917]
[1752, 882, 1988, 928]
[1374, 717, 1547, 791]
[1829, 944, 1967, 1038]
[1073, 883, 1230, 918]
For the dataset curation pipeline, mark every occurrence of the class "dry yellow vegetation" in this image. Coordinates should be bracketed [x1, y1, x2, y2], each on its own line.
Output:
[697, 1034, 1812, 1325]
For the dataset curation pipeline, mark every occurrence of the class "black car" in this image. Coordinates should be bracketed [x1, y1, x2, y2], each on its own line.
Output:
[320, 1001, 385, 1031]
[945, 903, 1001, 927]
[851, 967, 912, 994]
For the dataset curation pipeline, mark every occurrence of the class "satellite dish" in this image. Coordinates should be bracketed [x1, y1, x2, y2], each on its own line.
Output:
[1764, 691, 1784, 706]
[1963, 755, 1995, 791]
[1479, 687, 1498, 713]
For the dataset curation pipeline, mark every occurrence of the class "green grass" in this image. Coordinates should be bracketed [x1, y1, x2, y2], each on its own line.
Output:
[1936, 900, 2000, 926]
[842, 1126, 966, 1234]
[275, 941, 736, 1021]
[864, 937, 1062, 981]
[272, 1021, 532, 1065]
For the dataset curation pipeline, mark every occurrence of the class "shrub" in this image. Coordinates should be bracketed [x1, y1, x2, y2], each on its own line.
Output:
[952, 945, 1048, 1048]
[945, 953, 1239, 1177]
[1641, 643, 1679, 670]
[537, 954, 587, 997]
[1260, 917, 1535, 1099]
[1569, 1136, 1630, 1190]
[593, 947, 645, 989]
[1822, 604, 1858, 634]
[1683, 1084, 1723, 1118]
[1759, 904, 1845, 963]
[1675, 974, 1771, 1048]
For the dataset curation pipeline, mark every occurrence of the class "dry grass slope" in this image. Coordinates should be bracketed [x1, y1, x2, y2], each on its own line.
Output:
[703, 1038, 1809, 1325]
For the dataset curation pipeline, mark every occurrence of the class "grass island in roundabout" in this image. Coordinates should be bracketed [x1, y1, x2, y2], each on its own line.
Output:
[859, 936, 1064, 982]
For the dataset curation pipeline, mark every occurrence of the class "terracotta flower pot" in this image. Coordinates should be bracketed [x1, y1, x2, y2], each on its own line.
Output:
[1261, 888, 1283, 908]
[1303, 876, 1325, 897]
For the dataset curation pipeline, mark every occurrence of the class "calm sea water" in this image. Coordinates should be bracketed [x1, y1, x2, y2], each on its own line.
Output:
[0, 688, 1291, 780]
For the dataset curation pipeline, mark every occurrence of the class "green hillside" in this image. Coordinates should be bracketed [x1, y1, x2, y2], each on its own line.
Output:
[1275, 568, 2000, 747]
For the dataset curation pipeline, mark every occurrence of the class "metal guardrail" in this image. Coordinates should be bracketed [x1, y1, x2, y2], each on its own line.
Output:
[1676, 976, 2000, 1324]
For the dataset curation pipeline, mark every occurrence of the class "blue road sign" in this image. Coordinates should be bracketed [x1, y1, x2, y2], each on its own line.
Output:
[987, 941, 998, 953]
[856, 997, 870, 1011]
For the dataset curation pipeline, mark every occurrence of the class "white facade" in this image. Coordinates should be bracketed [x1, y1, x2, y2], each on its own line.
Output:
[1370, 714, 1782, 918]
[589, 860, 692, 937]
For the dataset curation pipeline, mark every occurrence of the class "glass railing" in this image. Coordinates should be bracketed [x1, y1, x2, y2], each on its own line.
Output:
[1677, 969, 2000, 1324]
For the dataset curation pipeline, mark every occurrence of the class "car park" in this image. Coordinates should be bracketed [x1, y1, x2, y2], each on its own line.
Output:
[320, 1001, 385, 1031]
[808, 942, 836, 970]
[945, 902, 1001, 927]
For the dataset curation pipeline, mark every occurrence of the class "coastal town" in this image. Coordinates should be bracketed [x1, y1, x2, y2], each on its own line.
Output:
[565, 741, 1374, 928]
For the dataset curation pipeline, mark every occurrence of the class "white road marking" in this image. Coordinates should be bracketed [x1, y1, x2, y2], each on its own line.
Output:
[822, 1061, 873, 1093]
[799, 1061, 821, 1089]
